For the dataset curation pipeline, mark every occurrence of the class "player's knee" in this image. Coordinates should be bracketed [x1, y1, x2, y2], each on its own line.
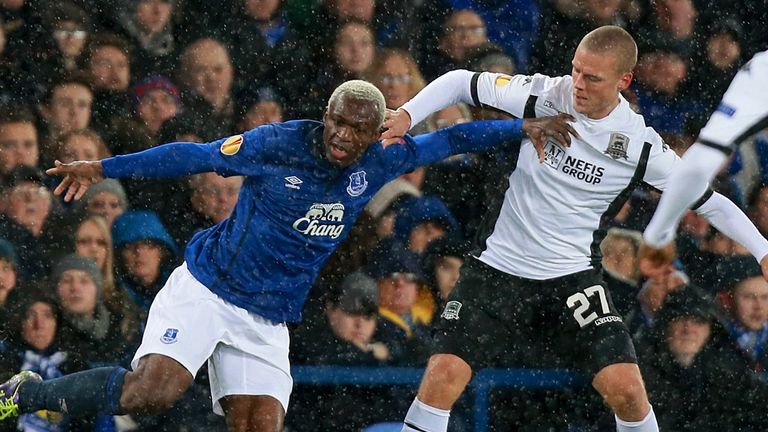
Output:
[602, 375, 647, 413]
[119, 370, 186, 414]
[426, 354, 472, 385]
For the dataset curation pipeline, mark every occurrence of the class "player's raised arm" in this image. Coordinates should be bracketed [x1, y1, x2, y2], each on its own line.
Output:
[46, 141, 216, 202]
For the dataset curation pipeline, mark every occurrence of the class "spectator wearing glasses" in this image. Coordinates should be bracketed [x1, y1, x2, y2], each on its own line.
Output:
[166, 172, 243, 249]
[41, 2, 91, 77]
[421, 9, 489, 80]
[73, 179, 129, 227]
[363, 48, 426, 111]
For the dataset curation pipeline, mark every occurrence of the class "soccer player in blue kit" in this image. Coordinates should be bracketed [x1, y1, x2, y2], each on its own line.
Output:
[0, 80, 577, 431]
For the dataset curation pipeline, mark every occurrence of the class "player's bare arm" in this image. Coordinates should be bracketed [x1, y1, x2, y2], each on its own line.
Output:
[46, 159, 105, 202]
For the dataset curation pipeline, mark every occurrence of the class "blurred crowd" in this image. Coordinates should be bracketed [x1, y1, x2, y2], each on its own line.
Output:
[0, 0, 766, 430]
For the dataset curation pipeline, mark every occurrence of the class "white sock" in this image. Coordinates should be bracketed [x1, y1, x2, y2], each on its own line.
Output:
[401, 398, 450, 432]
[616, 405, 658, 432]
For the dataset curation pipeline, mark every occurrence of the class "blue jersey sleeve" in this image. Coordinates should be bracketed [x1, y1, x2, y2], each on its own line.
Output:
[102, 142, 215, 178]
[383, 119, 523, 175]
[207, 125, 272, 176]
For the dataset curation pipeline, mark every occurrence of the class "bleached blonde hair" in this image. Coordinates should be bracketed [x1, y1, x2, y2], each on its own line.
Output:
[328, 80, 387, 128]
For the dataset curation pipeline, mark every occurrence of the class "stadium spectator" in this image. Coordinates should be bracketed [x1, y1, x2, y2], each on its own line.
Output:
[632, 41, 704, 134]
[112, 211, 178, 319]
[0, 288, 96, 430]
[74, 179, 129, 227]
[420, 9, 489, 80]
[117, 0, 179, 78]
[52, 254, 135, 364]
[234, 85, 284, 132]
[56, 129, 110, 164]
[0, 108, 39, 175]
[363, 48, 426, 111]
[601, 228, 643, 316]
[38, 73, 94, 168]
[40, 2, 91, 77]
[163, 37, 235, 139]
[82, 34, 133, 133]
[166, 172, 243, 249]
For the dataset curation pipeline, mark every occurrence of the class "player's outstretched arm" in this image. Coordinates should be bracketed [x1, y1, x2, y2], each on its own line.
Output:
[46, 160, 104, 202]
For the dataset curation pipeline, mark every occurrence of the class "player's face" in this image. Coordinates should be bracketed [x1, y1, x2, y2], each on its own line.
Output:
[322, 96, 381, 167]
[571, 47, 633, 119]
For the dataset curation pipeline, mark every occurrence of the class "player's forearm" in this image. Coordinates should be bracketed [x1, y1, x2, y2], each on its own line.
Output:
[401, 70, 474, 127]
[643, 143, 729, 247]
[696, 192, 768, 261]
[412, 120, 523, 166]
[102, 142, 215, 179]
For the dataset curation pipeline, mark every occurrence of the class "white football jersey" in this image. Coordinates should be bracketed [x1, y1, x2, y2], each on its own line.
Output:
[471, 72, 682, 279]
[698, 50, 768, 153]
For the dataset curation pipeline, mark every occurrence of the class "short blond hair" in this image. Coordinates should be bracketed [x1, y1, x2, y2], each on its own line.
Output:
[578, 25, 638, 74]
[328, 80, 386, 128]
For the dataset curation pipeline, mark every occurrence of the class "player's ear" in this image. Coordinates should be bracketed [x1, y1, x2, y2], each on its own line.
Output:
[617, 71, 633, 91]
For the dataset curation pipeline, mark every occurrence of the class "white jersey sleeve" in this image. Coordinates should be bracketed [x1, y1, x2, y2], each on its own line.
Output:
[472, 72, 544, 118]
[640, 129, 680, 191]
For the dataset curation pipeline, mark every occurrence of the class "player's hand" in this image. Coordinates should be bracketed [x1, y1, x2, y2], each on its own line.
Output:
[522, 113, 579, 163]
[45, 159, 105, 202]
[638, 242, 676, 280]
[380, 108, 412, 146]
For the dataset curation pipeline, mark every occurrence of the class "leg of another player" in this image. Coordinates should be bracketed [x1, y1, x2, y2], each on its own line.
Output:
[592, 362, 658, 432]
[221, 395, 285, 432]
[120, 354, 195, 414]
[402, 353, 473, 432]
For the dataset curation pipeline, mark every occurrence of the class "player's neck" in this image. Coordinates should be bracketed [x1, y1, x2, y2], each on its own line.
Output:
[587, 97, 620, 120]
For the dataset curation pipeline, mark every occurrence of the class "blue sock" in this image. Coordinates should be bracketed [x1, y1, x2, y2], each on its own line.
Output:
[18, 367, 127, 416]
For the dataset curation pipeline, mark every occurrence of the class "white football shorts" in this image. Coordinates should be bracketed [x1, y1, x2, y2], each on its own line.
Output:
[698, 50, 768, 152]
[131, 262, 292, 415]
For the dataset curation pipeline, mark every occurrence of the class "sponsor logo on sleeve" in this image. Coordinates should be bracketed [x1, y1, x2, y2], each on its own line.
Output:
[715, 103, 736, 117]
[495, 75, 513, 87]
[220, 135, 244, 155]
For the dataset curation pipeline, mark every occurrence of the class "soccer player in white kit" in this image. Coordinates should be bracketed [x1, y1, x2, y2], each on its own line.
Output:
[382, 27, 768, 432]
[643, 50, 768, 275]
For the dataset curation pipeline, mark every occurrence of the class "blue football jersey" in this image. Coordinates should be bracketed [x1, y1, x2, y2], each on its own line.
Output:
[103, 119, 523, 322]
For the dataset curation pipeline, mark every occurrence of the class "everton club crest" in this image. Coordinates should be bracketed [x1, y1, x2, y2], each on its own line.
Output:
[605, 133, 629, 160]
[346, 170, 368, 197]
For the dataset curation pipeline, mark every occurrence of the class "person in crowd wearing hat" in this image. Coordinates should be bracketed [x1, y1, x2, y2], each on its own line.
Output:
[289, 271, 404, 431]
[235, 86, 284, 132]
[0, 288, 95, 431]
[112, 210, 178, 321]
[421, 236, 469, 305]
[40, 2, 91, 77]
[73, 178, 128, 227]
[367, 243, 433, 366]
[133, 75, 181, 139]
[13, 79, 573, 430]
[715, 258, 768, 380]
[52, 254, 136, 365]
[638, 288, 768, 431]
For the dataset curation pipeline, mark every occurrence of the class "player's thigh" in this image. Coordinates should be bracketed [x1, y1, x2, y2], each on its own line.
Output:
[221, 394, 285, 432]
[131, 263, 231, 377]
[208, 328, 292, 417]
[432, 259, 531, 369]
[554, 273, 637, 376]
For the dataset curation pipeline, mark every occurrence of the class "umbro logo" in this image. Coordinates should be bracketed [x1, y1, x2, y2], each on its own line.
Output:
[285, 176, 303, 190]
